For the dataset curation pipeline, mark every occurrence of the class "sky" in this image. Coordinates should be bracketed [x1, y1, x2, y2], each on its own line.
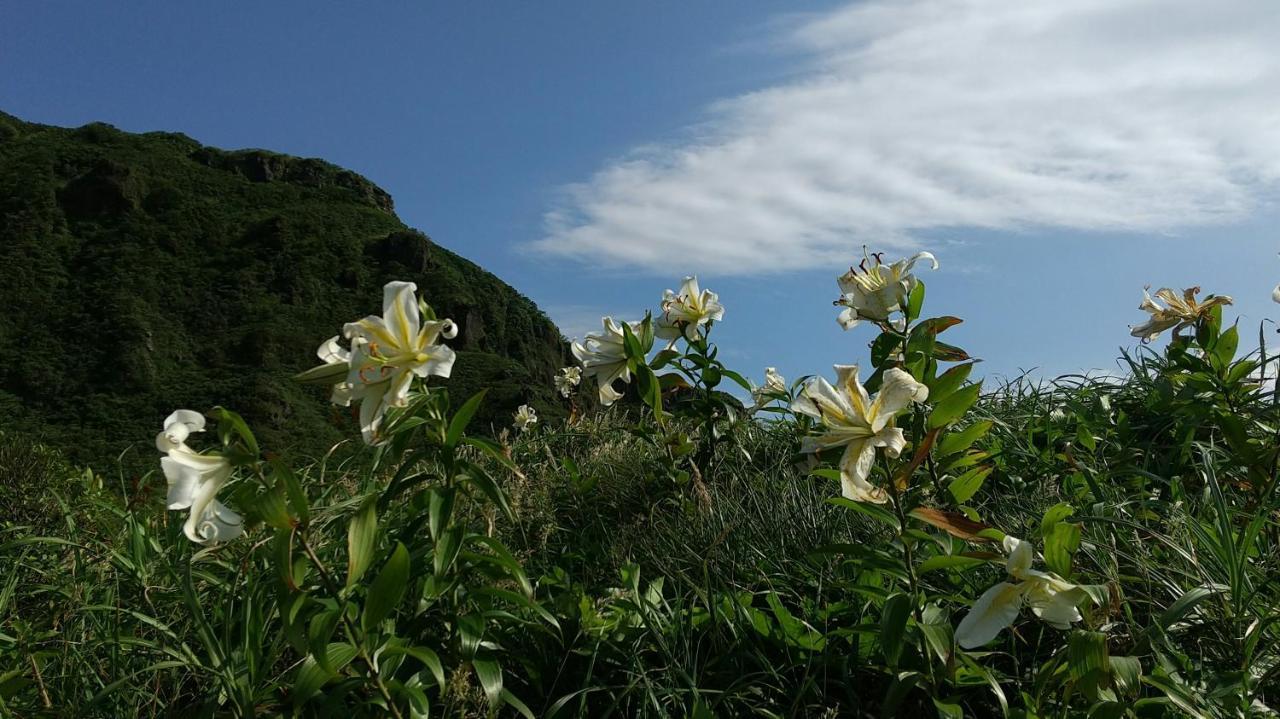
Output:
[4, 1, 1280, 388]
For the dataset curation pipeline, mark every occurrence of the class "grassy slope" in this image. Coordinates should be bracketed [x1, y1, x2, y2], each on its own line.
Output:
[4, 353, 1277, 716]
[0, 111, 571, 469]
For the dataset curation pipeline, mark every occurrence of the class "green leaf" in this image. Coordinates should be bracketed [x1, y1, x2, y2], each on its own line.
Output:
[472, 654, 503, 707]
[936, 420, 991, 457]
[880, 593, 912, 666]
[380, 645, 446, 688]
[827, 496, 901, 531]
[621, 321, 644, 362]
[363, 542, 410, 632]
[272, 528, 301, 591]
[932, 341, 971, 362]
[947, 465, 992, 504]
[446, 389, 488, 449]
[1075, 424, 1097, 451]
[1213, 324, 1239, 367]
[928, 382, 982, 429]
[906, 281, 926, 322]
[719, 368, 755, 393]
[928, 362, 974, 402]
[500, 689, 537, 719]
[458, 614, 486, 659]
[918, 554, 991, 573]
[1039, 503, 1075, 538]
[307, 609, 342, 673]
[434, 526, 464, 577]
[1158, 586, 1220, 630]
[464, 465, 514, 522]
[881, 671, 924, 719]
[470, 535, 534, 596]
[649, 348, 680, 369]
[1043, 522, 1082, 577]
[428, 486, 455, 541]
[251, 483, 293, 530]
[272, 458, 310, 526]
[293, 361, 349, 385]
[1110, 656, 1142, 696]
[871, 332, 904, 368]
[293, 642, 357, 707]
[347, 497, 378, 588]
[933, 698, 964, 719]
[211, 406, 260, 456]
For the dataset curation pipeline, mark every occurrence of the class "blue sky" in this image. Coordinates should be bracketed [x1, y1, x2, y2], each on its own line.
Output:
[5, 1, 1279, 388]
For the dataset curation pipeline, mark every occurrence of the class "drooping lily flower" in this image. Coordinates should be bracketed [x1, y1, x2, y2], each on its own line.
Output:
[555, 366, 582, 398]
[791, 365, 928, 503]
[955, 536, 1089, 648]
[155, 410, 242, 544]
[571, 317, 640, 406]
[339, 281, 458, 444]
[835, 250, 937, 330]
[1129, 286, 1232, 342]
[750, 367, 787, 410]
[656, 276, 725, 342]
[513, 404, 538, 431]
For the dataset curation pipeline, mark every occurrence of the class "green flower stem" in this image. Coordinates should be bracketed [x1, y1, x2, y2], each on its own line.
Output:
[296, 528, 405, 719]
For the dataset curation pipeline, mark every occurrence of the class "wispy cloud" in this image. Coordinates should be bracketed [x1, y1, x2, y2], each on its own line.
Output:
[532, 0, 1280, 275]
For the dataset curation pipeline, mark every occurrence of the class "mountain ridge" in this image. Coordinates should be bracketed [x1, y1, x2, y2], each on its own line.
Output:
[0, 110, 571, 469]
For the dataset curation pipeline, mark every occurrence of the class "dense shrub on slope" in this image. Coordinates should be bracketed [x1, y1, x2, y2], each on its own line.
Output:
[0, 111, 570, 468]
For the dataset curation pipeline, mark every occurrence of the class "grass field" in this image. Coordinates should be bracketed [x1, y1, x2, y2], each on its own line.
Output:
[2, 263, 1277, 717]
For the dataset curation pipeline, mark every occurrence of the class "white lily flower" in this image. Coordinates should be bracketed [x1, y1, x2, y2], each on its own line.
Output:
[791, 365, 928, 503]
[513, 404, 538, 432]
[1129, 286, 1232, 342]
[955, 536, 1089, 648]
[340, 281, 458, 444]
[156, 410, 242, 544]
[656, 276, 725, 342]
[571, 317, 640, 406]
[750, 367, 787, 409]
[835, 250, 937, 330]
[555, 366, 582, 398]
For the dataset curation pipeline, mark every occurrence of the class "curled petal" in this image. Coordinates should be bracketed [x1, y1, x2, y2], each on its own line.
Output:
[1003, 536, 1035, 579]
[869, 368, 928, 429]
[871, 426, 907, 459]
[956, 582, 1026, 649]
[1025, 579, 1086, 629]
[836, 306, 860, 330]
[193, 500, 244, 544]
[316, 336, 350, 365]
[904, 251, 939, 272]
[839, 440, 887, 503]
[161, 457, 199, 510]
[163, 409, 206, 434]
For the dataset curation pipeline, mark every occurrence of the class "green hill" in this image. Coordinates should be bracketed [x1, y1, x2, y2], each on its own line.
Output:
[0, 111, 572, 469]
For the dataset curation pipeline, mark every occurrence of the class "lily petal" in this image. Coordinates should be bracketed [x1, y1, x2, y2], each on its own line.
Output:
[956, 582, 1026, 649]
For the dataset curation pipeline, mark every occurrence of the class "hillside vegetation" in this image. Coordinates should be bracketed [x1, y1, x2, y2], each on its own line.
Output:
[3, 246, 1278, 718]
[0, 111, 571, 469]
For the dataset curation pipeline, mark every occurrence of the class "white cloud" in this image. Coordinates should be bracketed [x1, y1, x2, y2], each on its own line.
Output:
[532, 0, 1280, 275]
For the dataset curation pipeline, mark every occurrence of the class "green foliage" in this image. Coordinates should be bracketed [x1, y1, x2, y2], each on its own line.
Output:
[0, 111, 573, 470]
[3, 239, 1280, 719]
